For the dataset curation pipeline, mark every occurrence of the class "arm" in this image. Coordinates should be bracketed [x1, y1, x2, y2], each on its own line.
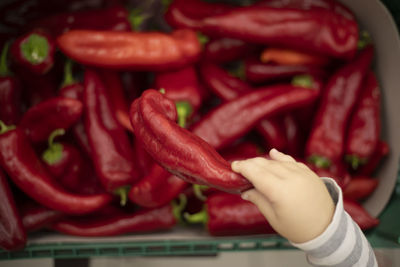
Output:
[231, 149, 377, 266]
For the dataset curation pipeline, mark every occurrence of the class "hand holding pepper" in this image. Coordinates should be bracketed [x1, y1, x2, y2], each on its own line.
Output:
[231, 149, 335, 243]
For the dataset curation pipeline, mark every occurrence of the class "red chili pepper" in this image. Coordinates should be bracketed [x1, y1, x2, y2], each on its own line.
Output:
[244, 56, 327, 84]
[0, 122, 113, 215]
[0, 43, 22, 125]
[41, 129, 86, 193]
[220, 141, 263, 162]
[133, 137, 155, 177]
[357, 140, 389, 176]
[20, 201, 64, 233]
[58, 60, 92, 156]
[29, 5, 132, 37]
[130, 89, 251, 193]
[343, 198, 379, 230]
[19, 96, 83, 143]
[306, 46, 374, 168]
[343, 176, 379, 201]
[154, 66, 203, 128]
[345, 71, 381, 171]
[128, 163, 188, 208]
[84, 69, 139, 203]
[0, 167, 26, 251]
[203, 38, 256, 64]
[100, 70, 134, 132]
[57, 29, 201, 71]
[10, 29, 56, 75]
[283, 113, 303, 157]
[164, 0, 235, 30]
[184, 192, 275, 236]
[191, 82, 320, 150]
[201, 6, 358, 59]
[260, 47, 331, 67]
[51, 197, 187, 237]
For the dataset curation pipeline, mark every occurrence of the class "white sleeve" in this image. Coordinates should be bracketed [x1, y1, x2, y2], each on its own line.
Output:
[290, 178, 378, 267]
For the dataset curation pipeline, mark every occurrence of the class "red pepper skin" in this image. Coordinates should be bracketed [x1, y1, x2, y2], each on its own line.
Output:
[154, 66, 203, 112]
[357, 141, 389, 176]
[203, 38, 255, 64]
[201, 6, 358, 59]
[19, 97, 83, 143]
[220, 141, 263, 162]
[133, 137, 155, 177]
[345, 71, 381, 170]
[260, 47, 332, 67]
[130, 89, 251, 194]
[100, 70, 133, 132]
[0, 128, 113, 215]
[129, 163, 188, 208]
[283, 114, 303, 157]
[343, 198, 379, 230]
[30, 6, 131, 37]
[0, 168, 26, 251]
[10, 30, 56, 75]
[191, 84, 319, 150]
[204, 193, 275, 236]
[306, 46, 374, 167]
[20, 201, 64, 233]
[244, 56, 327, 84]
[57, 29, 201, 71]
[84, 69, 139, 192]
[51, 204, 177, 237]
[343, 176, 379, 201]
[199, 63, 288, 151]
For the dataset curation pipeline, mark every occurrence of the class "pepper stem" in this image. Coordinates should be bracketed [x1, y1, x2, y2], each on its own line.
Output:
[357, 31, 372, 50]
[129, 8, 151, 31]
[0, 120, 16, 134]
[0, 42, 10, 76]
[183, 207, 208, 225]
[171, 193, 187, 224]
[345, 154, 367, 170]
[175, 101, 193, 128]
[42, 128, 65, 165]
[197, 33, 209, 46]
[292, 75, 314, 88]
[307, 155, 331, 169]
[114, 186, 131, 206]
[193, 184, 209, 201]
[21, 33, 49, 65]
[228, 61, 246, 80]
[62, 59, 75, 87]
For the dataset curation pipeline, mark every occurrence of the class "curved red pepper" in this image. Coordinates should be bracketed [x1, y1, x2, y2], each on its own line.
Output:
[51, 200, 186, 237]
[184, 193, 275, 236]
[0, 168, 26, 251]
[203, 38, 255, 64]
[0, 124, 113, 215]
[191, 82, 319, 150]
[29, 5, 132, 37]
[306, 46, 374, 168]
[357, 140, 389, 176]
[84, 69, 139, 199]
[345, 71, 381, 170]
[343, 198, 379, 230]
[201, 6, 358, 59]
[10, 29, 56, 75]
[154, 66, 203, 127]
[19, 96, 83, 143]
[57, 29, 201, 71]
[283, 113, 303, 157]
[20, 201, 64, 233]
[130, 89, 251, 194]
[0, 43, 22, 125]
[128, 163, 188, 208]
[260, 47, 332, 67]
[133, 137, 154, 177]
[343, 176, 379, 201]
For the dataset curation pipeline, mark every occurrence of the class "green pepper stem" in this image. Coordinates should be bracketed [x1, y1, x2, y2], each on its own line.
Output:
[197, 33, 209, 46]
[0, 42, 10, 76]
[183, 207, 208, 225]
[21, 33, 49, 65]
[171, 194, 188, 224]
[292, 75, 314, 88]
[228, 61, 245, 80]
[307, 155, 331, 169]
[193, 184, 209, 201]
[62, 59, 75, 87]
[42, 128, 66, 165]
[357, 31, 372, 50]
[129, 8, 151, 31]
[114, 186, 131, 206]
[345, 154, 367, 170]
[0, 120, 16, 134]
[175, 101, 193, 128]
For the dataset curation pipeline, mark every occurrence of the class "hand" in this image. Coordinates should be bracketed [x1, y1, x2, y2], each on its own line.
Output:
[231, 148, 335, 243]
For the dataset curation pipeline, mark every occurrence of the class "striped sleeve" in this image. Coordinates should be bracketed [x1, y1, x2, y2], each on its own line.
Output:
[291, 178, 378, 267]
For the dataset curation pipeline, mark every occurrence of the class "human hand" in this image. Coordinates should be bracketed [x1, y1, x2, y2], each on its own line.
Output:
[231, 148, 335, 243]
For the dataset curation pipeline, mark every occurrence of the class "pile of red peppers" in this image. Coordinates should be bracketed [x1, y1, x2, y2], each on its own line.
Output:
[0, 0, 387, 251]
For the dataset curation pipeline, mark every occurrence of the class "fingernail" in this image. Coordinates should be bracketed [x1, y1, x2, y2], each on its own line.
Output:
[241, 193, 249, 200]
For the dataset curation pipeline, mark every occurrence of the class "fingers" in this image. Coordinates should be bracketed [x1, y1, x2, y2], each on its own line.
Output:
[269, 148, 296, 163]
[241, 189, 276, 223]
